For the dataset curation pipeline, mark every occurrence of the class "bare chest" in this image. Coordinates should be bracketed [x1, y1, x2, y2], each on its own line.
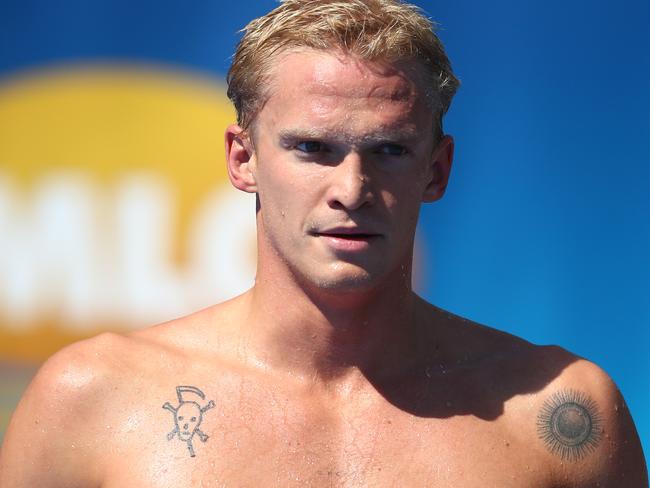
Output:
[99, 387, 553, 488]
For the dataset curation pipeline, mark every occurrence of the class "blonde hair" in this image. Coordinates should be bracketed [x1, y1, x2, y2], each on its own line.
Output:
[227, 0, 459, 138]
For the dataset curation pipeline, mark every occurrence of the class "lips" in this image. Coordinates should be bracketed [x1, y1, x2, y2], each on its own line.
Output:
[312, 227, 381, 252]
[319, 232, 377, 240]
[315, 225, 380, 236]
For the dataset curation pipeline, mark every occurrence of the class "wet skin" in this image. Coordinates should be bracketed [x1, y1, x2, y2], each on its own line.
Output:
[0, 50, 647, 487]
[226, 49, 451, 295]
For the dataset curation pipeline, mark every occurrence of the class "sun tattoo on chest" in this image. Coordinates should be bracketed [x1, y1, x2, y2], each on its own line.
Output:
[536, 389, 603, 462]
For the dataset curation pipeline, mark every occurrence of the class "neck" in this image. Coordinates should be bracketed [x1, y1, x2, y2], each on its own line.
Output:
[235, 262, 425, 388]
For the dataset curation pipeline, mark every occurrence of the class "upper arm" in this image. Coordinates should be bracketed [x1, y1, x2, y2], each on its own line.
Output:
[539, 358, 648, 487]
[0, 339, 109, 488]
[591, 374, 648, 487]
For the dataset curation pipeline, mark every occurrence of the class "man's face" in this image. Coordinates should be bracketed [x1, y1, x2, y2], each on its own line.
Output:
[235, 49, 450, 292]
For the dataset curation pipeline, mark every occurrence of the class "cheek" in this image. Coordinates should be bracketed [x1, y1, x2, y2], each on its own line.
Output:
[382, 187, 424, 234]
[256, 179, 304, 245]
[383, 183, 423, 211]
[258, 169, 321, 220]
[256, 175, 292, 214]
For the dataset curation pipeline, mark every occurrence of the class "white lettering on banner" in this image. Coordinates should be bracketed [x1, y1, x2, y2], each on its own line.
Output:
[114, 174, 185, 326]
[0, 172, 257, 332]
[0, 173, 100, 329]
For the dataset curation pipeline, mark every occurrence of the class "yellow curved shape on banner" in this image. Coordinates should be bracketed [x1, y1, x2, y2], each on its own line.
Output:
[0, 65, 235, 362]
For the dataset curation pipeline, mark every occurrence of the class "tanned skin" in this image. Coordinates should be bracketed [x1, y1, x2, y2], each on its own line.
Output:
[1, 50, 647, 487]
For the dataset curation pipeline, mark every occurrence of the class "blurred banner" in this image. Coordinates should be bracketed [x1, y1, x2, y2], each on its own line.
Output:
[0, 66, 256, 362]
[1, 0, 648, 458]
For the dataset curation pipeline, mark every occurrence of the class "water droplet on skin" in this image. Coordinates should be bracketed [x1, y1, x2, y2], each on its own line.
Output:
[425, 366, 432, 378]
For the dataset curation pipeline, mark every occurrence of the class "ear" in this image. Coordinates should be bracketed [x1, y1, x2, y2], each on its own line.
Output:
[422, 135, 454, 202]
[225, 123, 257, 193]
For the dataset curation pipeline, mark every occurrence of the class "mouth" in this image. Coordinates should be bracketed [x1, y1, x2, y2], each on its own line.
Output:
[318, 232, 378, 240]
[312, 228, 382, 252]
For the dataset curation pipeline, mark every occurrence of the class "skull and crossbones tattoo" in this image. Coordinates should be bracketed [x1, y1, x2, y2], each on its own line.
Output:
[163, 385, 215, 457]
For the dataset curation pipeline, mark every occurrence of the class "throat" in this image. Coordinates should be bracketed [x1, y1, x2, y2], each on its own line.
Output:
[240, 287, 423, 385]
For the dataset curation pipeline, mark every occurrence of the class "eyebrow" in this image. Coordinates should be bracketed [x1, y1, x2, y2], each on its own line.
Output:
[278, 126, 420, 146]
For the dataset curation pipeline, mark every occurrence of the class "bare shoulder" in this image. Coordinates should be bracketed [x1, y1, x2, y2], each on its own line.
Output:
[425, 305, 647, 487]
[0, 332, 141, 487]
[0, 301, 239, 487]
[519, 347, 648, 487]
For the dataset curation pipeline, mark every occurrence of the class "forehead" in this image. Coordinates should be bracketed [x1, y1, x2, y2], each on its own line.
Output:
[258, 49, 432, 135]
[284, 49, 421, 91]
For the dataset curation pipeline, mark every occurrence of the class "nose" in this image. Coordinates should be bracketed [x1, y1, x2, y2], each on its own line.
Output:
[325, 152, 374, 211]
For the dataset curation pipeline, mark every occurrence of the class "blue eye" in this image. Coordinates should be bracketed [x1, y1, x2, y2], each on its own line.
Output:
[296, 141, 324, 153]
[377, 144, 407, 156]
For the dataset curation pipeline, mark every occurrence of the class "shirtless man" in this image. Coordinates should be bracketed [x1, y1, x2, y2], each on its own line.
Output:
[1, 1, 647, 486]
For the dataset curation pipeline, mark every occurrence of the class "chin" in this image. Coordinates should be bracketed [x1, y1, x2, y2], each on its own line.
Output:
[307, 269, 380, 292]
[288, 257, 399, 294]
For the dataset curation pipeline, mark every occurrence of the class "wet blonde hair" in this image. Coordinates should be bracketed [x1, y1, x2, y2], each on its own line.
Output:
[227, 0, 459, 138]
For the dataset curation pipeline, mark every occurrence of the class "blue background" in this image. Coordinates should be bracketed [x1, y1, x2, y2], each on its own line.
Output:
[1, 0, 648, 459]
